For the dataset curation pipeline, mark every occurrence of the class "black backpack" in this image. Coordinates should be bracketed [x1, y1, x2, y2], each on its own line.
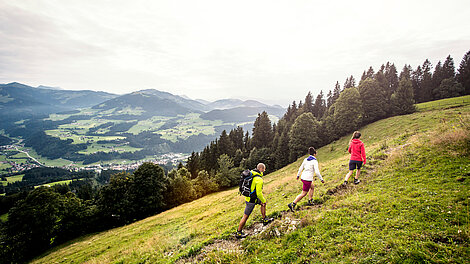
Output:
[239, 169, 259, 198]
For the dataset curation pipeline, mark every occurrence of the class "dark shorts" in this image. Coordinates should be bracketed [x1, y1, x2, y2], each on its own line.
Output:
[349, 160, 363, 170]
[301, 179, 312, 192]
[244, 200, 261, 215]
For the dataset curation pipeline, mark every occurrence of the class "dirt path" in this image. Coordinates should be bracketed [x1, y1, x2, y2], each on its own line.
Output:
[175, 147, 396, 263]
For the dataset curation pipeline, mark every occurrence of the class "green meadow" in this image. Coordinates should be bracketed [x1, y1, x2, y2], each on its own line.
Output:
[30, 99, 469, 263]
[1, 175, 24, 186]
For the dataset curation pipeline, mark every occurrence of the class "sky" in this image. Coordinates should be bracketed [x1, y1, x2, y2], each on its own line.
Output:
[1, 0, 470, 106]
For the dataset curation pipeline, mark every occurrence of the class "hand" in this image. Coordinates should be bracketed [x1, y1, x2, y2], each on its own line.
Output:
[261, 202, 267, 207]
[321, 180, 325, 184]
[296, 176, 299, 180]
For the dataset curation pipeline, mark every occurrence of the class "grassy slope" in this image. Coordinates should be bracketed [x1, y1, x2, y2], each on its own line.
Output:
[32, 98, 470, 264]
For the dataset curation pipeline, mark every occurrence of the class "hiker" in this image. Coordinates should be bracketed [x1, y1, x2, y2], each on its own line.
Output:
[288, 147, 325, 212]
[235, 163, 273, 238]
[343, 131, 366, 185]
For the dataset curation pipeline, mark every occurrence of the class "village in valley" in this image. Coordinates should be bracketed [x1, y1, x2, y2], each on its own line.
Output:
[0, 143, 189, 176]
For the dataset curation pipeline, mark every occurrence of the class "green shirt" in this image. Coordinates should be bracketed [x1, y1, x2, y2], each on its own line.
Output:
[245, 170, 266, 204]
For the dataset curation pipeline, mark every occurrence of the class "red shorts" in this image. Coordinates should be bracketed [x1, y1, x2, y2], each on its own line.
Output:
[301, 179, 313, 191]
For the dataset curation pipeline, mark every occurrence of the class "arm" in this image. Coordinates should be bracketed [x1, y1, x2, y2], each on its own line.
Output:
[348, 143, 352, 154]
[313, 160, 324, 182]
[361, 143, 366, 164]
[297, 159, 305, 178]
[255, 177, 266, 204]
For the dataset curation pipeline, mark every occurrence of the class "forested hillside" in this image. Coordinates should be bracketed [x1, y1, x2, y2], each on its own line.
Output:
[26, 97, 470, 264]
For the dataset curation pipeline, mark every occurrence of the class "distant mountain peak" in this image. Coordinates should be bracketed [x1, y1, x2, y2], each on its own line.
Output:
[37, 85, 62, 90]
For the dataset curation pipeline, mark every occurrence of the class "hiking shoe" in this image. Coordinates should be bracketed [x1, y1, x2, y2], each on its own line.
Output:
[342, 181, 348, 186]
[354, 179, 361, 185]
[235, 230, 247, 239]
[262, 217, 274, 226]
[288, 202, 295, 212]
[307, 199, 314, 206]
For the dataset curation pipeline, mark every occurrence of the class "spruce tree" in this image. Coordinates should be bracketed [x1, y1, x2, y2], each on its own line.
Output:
[303, 91, 314, 115]
[421, 59, 433, 102]
[442, 55, 456, 80]
[186, 152, 200, 179]
[411, 65, 424, 103]
[333, 87, 364, 135]
[432, 61, 444, 99]
[358, 78, 387, 124]
[251, 111, 273, 149]
[273, 119, 291, 168]
[218, 130, 235, 157]
[288, 112, 321, 161]
[312, 90, 327, 119]
[385, 62, 399, 97]
[344, 75, 356, 89]
[391, 65, 415, 115]
[229, 126, 245, 152]
[327, 90, 333, 109]
[457, 50, 470, 95]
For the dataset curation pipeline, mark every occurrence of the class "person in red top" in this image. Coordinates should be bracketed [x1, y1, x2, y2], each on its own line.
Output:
[343, 131, 366, 185]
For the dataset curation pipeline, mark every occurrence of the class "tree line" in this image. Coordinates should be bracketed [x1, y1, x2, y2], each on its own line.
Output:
[185, 50, 470, 181]
[0, 162, 220, 263]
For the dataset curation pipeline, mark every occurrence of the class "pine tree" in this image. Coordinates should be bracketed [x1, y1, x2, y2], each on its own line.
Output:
[186, 152, 200, 179]
[229, 126, 245, 152]
[391, 65, 415, 115]
[312, 90, 326, 119]
[327, 90, 333, 109]
[457, 50, 470, 95]
[421, 59, 433, 102]
[251, 111, 273, 149]
[288, 112, 321, 162]
[358, 78, 387, 124]
[360, 67, 375, 85]
[333, 87, 364, 135]
[303, 91, 314, 114]
[273, 119, 291, 169]
[344, 75, 356, 89]
[432, 61, 444, 99]
[442, 55, 456, 80]
[411, 65, 424, 103]
[437, 78, 464, 99]
[375, 67, 391, 114]
[385, 62, 399, 97]
[218, 130, 235, 157]
[215, 154, 235, 188]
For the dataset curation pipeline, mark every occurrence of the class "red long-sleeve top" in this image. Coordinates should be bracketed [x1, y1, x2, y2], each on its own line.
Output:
[348, 139, 366, 164]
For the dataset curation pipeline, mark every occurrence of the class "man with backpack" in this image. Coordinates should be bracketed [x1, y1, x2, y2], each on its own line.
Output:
[235, 163, 273, 239]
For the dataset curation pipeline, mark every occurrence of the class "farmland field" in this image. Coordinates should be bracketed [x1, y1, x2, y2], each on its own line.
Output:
[1, 175, 24, 186]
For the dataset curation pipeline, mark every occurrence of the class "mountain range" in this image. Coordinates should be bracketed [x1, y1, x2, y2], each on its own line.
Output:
[1, 82, 284, 122]
[0, 82, 285, 165]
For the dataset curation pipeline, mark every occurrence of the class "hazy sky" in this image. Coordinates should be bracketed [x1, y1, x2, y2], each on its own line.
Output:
[1, 0, 470, 106]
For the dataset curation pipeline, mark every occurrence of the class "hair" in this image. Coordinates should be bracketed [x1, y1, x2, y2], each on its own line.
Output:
[308, 147, 316, 155]
[351, 131, 361, 140]
[257, 163, 266, 171]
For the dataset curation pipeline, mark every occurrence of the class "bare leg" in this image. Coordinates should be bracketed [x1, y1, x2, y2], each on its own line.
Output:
[308, 184, 315, 200]
[344, 170, 353, 181]
[293, 190, 308, 204]
[237, 214, 249, 232]
[355, 169, 361, 179]
[260, 203, 266, 219]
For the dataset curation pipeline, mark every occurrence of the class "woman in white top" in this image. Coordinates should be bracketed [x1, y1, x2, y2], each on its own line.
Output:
[288, 147, 325, 211]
